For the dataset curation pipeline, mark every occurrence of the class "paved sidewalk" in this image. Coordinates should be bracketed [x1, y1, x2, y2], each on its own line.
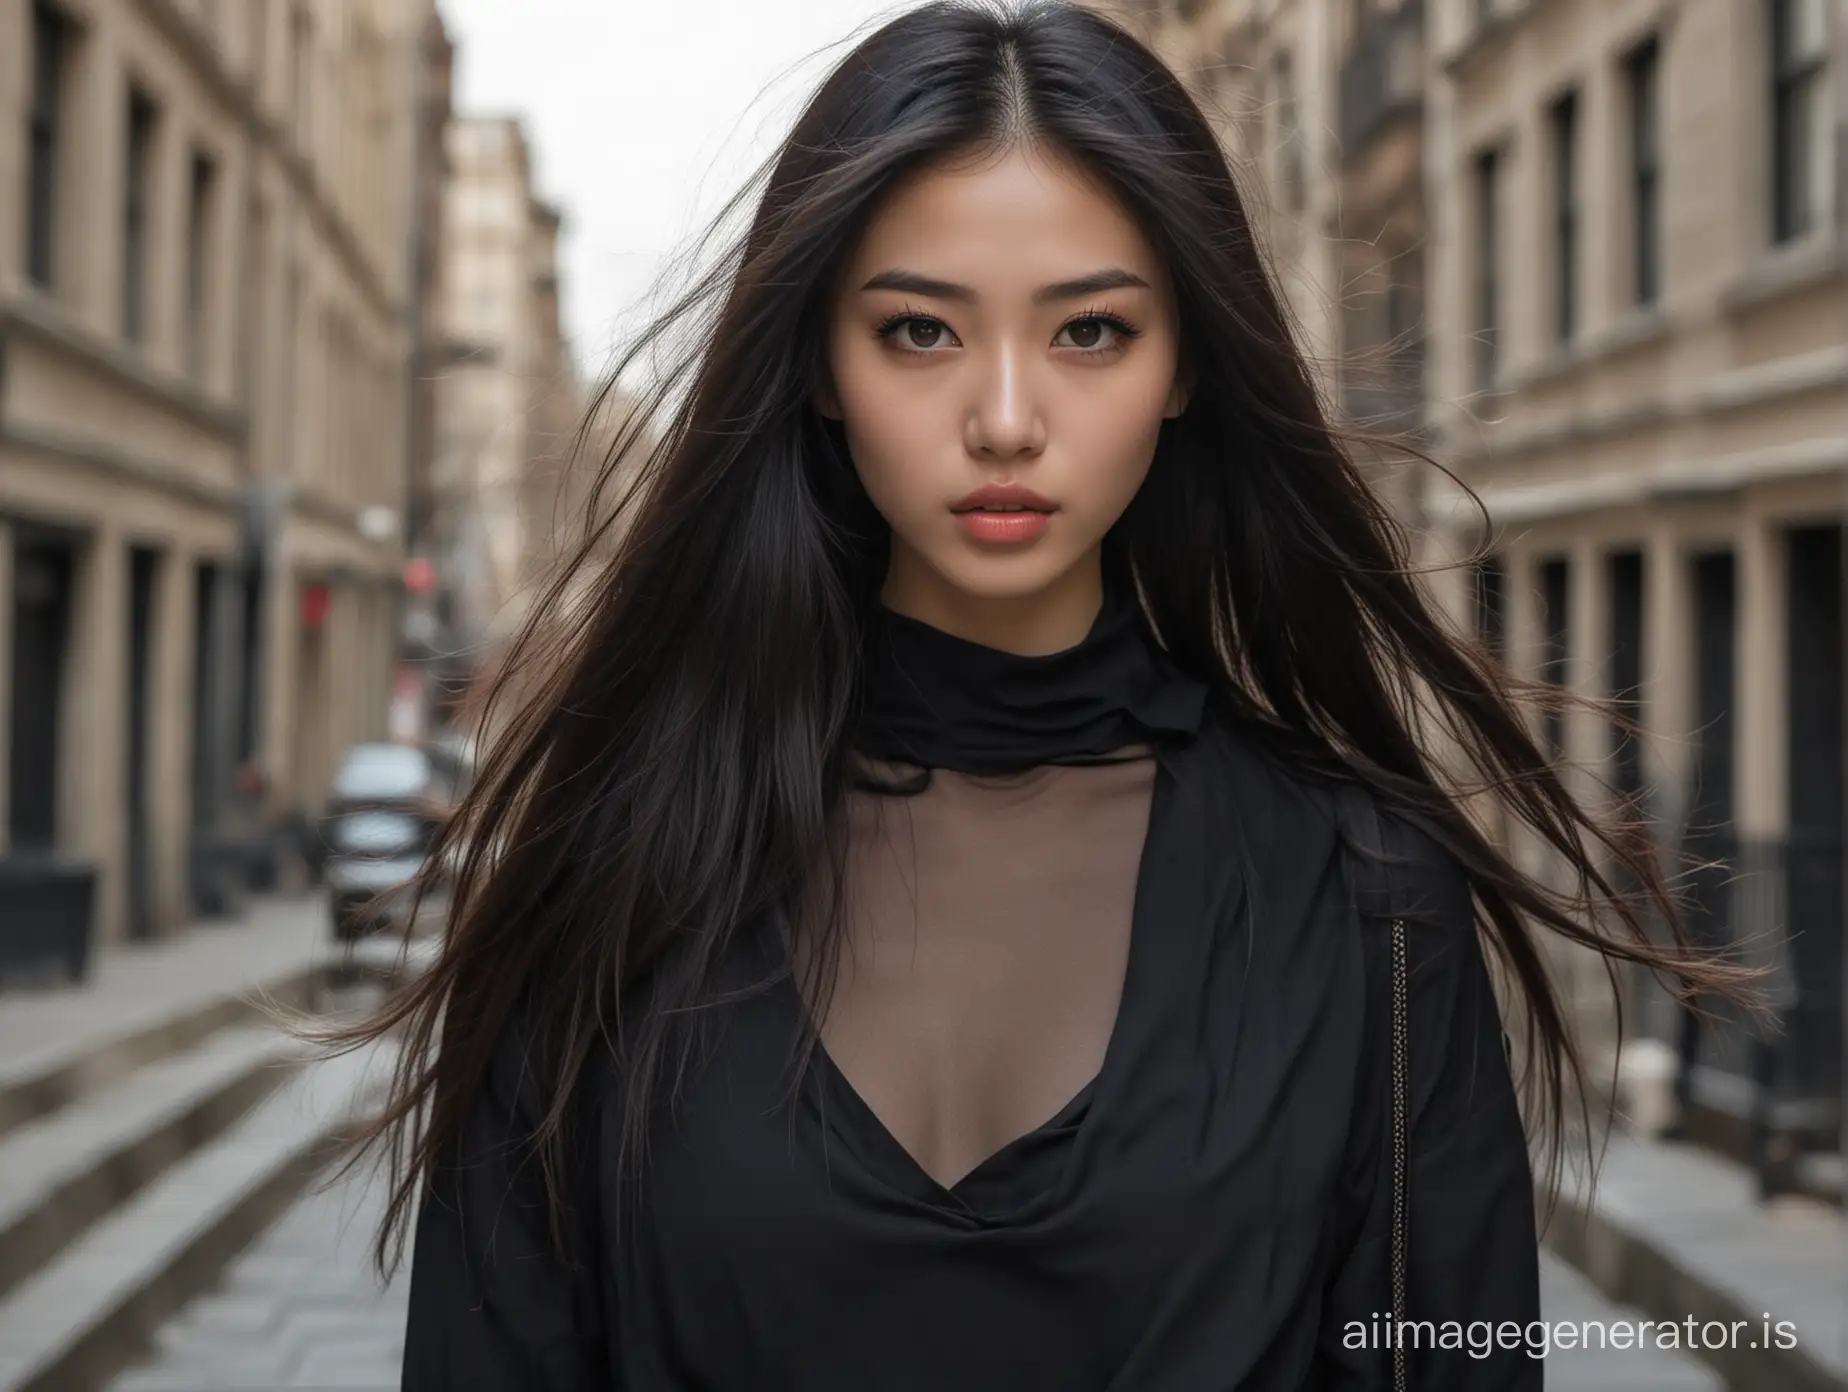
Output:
[0, 895, 328, 1084]
[1552, 1131, 1848, 1390]
[1541, 1250, 1720, 1388]
[0, 893, 433, 1091]
[108, 1156, 409, 1392]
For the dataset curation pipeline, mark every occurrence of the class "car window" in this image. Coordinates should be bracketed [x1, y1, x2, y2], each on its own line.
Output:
[331, 744, 432, 801]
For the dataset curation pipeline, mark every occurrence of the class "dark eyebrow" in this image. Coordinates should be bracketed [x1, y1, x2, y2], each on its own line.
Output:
[857, 266, 1151, 304]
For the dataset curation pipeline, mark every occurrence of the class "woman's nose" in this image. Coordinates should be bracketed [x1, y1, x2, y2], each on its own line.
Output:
[963, 343, 1046, 459]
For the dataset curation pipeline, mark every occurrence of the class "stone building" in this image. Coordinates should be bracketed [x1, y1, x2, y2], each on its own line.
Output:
[1418, 0, 1845, 1158]
[394, 8, 457, 740]
[430, 115, 581, 671]
[1089, 0, 1426, 516]
[0, 0, 436, 951]
[1092, 0, 1848, 1167]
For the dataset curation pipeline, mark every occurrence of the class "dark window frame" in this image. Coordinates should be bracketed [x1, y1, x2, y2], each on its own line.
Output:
[184, 146, 217, 379]
[26, 1, 71, 290]
[1624, 36, 1662, 308]
[1770, 0, 1829, 243]
[1473, 145, 1501, 390]
[1548, 87, 1580, 345]
[123, 83, 160, 345]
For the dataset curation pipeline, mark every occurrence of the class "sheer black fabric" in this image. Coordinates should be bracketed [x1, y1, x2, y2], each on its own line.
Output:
[402, 594, 1541, 1389]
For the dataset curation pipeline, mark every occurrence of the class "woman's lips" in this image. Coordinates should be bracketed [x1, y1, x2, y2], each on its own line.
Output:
[954, 509, 1053, 543]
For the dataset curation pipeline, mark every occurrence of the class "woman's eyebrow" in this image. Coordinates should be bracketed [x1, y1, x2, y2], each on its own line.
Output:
[857, 266, 1150, 303]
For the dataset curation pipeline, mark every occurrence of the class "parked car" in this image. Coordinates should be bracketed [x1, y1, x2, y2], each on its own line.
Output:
[319, 742, 456, 941]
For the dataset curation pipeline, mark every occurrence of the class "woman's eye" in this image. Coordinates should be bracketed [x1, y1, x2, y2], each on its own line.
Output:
[1055, 316, 1130, 352]
[886, 316, 955, 352]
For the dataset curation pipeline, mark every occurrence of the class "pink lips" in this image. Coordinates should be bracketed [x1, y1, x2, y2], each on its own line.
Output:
[955, 510, 1052, 543]
[949, 482, 1056, 545]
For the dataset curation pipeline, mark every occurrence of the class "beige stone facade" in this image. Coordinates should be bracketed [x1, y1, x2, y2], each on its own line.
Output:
[0, 0, 435, 948]
[1421, 0, 1846, 1121]
[430, 116, 580, 662]
[1090, 0, 1426, 514]
[1095, 0, 1848, 1131]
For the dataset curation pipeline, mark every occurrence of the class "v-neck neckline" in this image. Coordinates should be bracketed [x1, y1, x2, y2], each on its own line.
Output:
[790, 751, 1175, 1225]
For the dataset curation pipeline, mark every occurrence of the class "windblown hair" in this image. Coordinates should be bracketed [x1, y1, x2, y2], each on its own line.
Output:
[309, 0, 1759, 1275]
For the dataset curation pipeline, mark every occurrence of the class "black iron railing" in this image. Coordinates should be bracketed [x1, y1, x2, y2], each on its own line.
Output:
[1664, 827, 1843, 1197]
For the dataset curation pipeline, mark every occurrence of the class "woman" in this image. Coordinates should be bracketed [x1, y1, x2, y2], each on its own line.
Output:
[326, 3, 1755, 1386]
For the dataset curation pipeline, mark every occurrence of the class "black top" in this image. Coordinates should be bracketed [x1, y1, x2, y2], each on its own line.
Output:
[401, 593, 1541, 1389]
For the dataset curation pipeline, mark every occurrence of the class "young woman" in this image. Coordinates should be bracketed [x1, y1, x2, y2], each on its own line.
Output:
[327, 2, 1754, 1386]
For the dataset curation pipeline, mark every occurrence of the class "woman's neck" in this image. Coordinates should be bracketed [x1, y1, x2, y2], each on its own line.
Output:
[878, 550, 1105, 656]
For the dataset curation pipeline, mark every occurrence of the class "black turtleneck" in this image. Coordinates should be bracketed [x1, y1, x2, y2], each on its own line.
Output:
[853, 585, 1207, 774]
[403, 595, 1542, 1391]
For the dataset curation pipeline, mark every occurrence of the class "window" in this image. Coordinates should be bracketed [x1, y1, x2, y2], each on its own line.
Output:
[1473, 146, 1501, 390]
[1539, 557, 1571, 757]
[184, 149, 216, 379]
[1549, 89, 1579, 344]
[240, 198, 267, 407]
[123, 86, 159, 344]
[26, 2, 71, 289]
[1273, 50, 1304, 212]
[1771, 0, 1831, 243]
[1624, 37, 1661, 307]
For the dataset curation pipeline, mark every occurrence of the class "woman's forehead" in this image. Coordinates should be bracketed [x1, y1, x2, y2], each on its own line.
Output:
[844, 148, 1163, 292]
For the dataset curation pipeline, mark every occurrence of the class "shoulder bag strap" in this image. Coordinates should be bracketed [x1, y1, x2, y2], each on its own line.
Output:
[1335, 785, 1411, 1391]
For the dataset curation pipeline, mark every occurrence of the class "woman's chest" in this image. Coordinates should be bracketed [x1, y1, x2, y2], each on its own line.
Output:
[604, 931, 1374, 1387]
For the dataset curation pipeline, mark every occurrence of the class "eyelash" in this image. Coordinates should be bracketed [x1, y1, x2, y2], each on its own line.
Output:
[872, 301, 1143, 358]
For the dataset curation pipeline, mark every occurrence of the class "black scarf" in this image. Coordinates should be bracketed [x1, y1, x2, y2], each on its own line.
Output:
[852, 583, 1209, 775]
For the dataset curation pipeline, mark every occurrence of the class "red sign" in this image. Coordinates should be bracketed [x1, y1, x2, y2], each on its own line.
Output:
[404, 556, 435, 594]
[301, 583, 330, 630]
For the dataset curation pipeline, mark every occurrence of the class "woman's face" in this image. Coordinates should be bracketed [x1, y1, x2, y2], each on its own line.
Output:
[819, 144, 1188, 651]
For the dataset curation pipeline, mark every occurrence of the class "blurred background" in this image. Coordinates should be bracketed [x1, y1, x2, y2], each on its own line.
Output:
[0, 1, 1842, 1389]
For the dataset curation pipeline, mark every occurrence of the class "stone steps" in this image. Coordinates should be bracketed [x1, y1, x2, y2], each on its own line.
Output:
[0, 919, 414, 1392]
[0, 1039, 395, 1392]
[0, 1025, 309, 1305]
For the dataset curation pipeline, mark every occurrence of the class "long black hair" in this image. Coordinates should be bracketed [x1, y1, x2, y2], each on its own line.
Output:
[314, 0, 1757, 1274]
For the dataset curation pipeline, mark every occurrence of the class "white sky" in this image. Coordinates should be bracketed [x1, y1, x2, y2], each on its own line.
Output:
[438, 0, 918, 385]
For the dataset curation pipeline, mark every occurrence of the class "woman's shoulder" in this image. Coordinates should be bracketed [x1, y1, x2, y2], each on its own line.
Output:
[1191, 704, 1469, 925]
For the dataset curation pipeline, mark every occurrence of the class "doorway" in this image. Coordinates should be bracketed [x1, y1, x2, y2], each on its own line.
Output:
[125, 545, 158, 939]
[7, 533, 75, 852]
[1682, 550, 1744, 1082]
[1782, 524, 1843, 1108]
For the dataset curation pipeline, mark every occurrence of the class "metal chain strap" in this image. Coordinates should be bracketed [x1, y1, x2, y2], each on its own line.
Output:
[1389, 915, 1409, 1392]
